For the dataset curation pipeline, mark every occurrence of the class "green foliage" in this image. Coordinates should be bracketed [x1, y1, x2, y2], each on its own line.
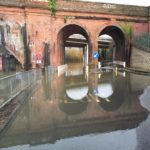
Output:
[121, 23, 133, 41]
[48, 0, 57, 16]
[121, 23, 133, 62]
[134, 33, 150, 51]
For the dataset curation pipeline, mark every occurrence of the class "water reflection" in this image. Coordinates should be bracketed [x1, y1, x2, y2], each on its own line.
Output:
[57, 68, 89, 115]
[97, 83, 113, 98]
[0, 64, 150, 150]
[42, 71, 52, 101]
[66, 86, 88, 100]
[97, 71, 129, 111]
[136, 86, 150, 150]
[59, 96, 88, 115]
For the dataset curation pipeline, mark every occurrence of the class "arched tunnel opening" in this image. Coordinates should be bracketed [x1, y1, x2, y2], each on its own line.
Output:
[98, 26, 126, 66]
[98, 34, 115, 66]
[57, 24, 91, 68]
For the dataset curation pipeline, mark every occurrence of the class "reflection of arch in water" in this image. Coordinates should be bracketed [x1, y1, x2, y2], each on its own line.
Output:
[59, 94, 89, 115]
[66, 86, 88, 100]
[98, 91, 126, 111]
[59, 86, 89, 115]
[98, 76, 128, 111]
[97, 83, 113, 98]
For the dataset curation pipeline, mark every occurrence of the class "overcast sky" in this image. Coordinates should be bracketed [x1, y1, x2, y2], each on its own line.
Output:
[81, 0, 150, 6]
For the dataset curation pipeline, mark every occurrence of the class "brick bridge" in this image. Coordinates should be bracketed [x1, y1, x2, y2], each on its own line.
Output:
[0, 0, 150, 69]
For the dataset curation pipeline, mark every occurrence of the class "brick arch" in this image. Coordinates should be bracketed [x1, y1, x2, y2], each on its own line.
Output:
[57, 23, 92, 65]
[97, 24, 126, 62]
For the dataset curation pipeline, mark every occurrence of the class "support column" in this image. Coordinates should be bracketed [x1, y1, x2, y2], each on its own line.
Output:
[90, 36, 99, 66]
[83, 46, 86, 67]
[84, 44, 89, 66]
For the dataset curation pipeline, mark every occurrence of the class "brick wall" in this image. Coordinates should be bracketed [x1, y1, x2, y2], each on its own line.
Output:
[58, 0, 148, 17]
[0, 0, 149, 67]
[0, 0, 148, 17]
[148, 7, 150, 33]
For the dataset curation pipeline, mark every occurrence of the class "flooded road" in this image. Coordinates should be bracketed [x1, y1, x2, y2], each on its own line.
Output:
[0, 64, 150, 150]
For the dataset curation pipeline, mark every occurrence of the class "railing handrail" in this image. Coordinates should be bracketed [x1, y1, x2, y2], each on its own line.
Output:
[0, 69, 42, 109]
[0, 69, 40, 81]
[0, 73, 17, 81]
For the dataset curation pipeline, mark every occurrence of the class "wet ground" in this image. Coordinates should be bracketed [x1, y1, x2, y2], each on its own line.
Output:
[0, 63, 150, 150]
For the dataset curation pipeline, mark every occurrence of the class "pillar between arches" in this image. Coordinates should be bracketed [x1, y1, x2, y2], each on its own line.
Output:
[90, 36, 99, 65]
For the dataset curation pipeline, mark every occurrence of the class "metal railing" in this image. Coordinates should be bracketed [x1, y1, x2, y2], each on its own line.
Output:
[0, 69, 42, 109]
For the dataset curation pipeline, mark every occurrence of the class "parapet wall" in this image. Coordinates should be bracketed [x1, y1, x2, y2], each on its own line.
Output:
[58, 0, 148, 17]
[0, 0, 148, 17]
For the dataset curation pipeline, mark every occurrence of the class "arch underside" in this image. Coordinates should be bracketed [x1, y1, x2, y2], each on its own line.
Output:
[57, 24, 126, 66]
[100, 26, 126, 61]
[57, 24, 91, 65]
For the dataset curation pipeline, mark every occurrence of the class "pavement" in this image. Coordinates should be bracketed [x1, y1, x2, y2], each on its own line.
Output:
[125, 67, 150, 75]
[130, 47, 150, 72]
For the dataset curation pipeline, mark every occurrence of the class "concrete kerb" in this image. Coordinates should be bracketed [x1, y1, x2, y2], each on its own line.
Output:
[91, 66, 150, 75]
[125, 67, 150, 75]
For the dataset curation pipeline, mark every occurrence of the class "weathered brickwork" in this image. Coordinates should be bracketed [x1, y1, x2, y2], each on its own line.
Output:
[0, 6, 25, 64]
[0, 0, 148, 17]
[0, 0, 149, 68]
[58, 0, 148, 17]
[148, 7, 150, 32]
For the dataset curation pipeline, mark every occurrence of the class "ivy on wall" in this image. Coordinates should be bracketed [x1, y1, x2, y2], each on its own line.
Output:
[121, 23, 133, 42]
[121, 23, 133, 66]
[48, 0, 57, 16]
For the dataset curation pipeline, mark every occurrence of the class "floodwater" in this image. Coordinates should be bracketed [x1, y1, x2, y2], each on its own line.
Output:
[0, 63, 150, 150]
